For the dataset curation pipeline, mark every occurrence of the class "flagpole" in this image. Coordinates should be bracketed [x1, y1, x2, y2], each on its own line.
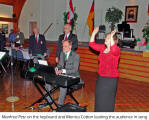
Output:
[74, 22, 77, 35]
[94, 0, 95, 29]
[82, 22, 87, 41]
[82, 0, 95, 40]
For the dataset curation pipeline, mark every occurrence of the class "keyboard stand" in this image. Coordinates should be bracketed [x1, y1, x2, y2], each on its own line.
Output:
[67, 89, 79, 105]
[24, 79, 59, 110]
[25, 74, 82, 111]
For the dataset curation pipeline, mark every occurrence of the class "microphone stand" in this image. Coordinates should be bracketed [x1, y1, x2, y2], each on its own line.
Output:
[6, 41, 19, 105]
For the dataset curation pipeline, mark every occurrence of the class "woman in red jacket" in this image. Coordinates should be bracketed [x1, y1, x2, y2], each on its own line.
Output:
[89, 27, 120, 112]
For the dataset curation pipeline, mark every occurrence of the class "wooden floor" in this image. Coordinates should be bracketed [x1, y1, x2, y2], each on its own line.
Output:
[0, 68, 149, 112]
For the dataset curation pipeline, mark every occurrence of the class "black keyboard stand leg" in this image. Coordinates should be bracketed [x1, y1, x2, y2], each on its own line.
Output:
[67, 89, 79, 105]
[41, 85, 59, 108]
[24, 96, 44, 110]
[69, 93, 79, 105]
[32, 80, 55, 110]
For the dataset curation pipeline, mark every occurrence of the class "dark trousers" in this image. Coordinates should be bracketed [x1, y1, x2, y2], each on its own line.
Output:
[95, 75, 118, 112]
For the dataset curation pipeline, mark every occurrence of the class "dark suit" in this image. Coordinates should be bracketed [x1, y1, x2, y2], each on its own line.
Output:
[56, 32, 78, 58]
[29, 34, 47, 56]
[15, 32, 25, 45]
[0, 33, 5, 51]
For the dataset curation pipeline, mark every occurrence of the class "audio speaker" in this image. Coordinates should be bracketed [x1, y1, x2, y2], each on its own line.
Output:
[12, 14, 16, 18]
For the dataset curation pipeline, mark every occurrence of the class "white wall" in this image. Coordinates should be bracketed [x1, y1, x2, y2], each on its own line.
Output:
[0, 4, 13, 37]
[39, 0, 66, 41]
[0, 4, 12, 18]
[19, 0, 40, 38]
[19, 0, 149, 41]
[106, 0, 149, 39]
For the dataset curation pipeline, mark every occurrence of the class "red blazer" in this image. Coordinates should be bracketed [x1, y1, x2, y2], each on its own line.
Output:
[89, 42, 120, 77]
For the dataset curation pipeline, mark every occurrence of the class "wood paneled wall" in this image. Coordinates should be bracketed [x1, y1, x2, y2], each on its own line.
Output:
[13, 0, 26, 31]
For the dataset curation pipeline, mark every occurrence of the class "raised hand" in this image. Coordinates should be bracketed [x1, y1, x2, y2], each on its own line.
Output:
[103, 48, 110, 54]
[92, 27, 99, 35]
[111, 30, 116, 37]
[90, 27, 99, 42]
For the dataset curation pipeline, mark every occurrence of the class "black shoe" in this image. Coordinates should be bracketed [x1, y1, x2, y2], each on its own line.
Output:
[38, 102, 51, 109]
[57, 104, 63, 108]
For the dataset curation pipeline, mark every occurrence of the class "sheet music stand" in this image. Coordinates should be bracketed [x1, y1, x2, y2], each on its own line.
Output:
[0, 51, 7, 73]
[6, 43, 19, 103]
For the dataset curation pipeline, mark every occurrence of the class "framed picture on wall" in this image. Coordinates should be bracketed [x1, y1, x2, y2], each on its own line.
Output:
[125, 6, 138, 23]
[2, 24, 8, 34]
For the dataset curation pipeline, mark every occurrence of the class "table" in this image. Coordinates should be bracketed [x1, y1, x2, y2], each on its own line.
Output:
[5, 47, 30, 60]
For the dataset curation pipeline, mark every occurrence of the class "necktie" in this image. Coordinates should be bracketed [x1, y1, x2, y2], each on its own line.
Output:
[64, 53, 67, 61]
[64, 53, 67, 69]
[36, 36, 38, 44]
[64, 35, 67, 40]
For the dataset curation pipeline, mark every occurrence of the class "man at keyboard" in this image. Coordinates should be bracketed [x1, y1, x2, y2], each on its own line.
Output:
[39, 40, 82, 109]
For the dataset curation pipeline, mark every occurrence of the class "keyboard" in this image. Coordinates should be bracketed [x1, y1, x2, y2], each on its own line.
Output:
[34, 65, 80, 87]
[46, 74, 80, 88]
[36, 65, 55, 75]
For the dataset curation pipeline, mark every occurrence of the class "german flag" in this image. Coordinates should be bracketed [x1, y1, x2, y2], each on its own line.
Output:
[148, 4, 149, 15]
[87, 0, 94, 36]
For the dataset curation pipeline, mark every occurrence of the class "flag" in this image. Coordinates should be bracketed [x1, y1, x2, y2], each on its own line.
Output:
[148, 4, 149, 15]
[67, 0, 74, 24]
[87, 0, 94, 36]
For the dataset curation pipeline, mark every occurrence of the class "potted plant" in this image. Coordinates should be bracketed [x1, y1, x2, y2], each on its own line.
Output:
[63, 7, 78, 32]
[105, 6, 123, 31]
[142, 20, 149, 48]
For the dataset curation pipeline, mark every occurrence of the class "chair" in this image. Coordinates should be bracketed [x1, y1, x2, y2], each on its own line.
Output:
[16, 50, 27, 70]
[16, 50, 24, 61]
[46, 49, 50, 57]
[67, 81, 85, 105]
[54, 82, 86, 112]
[12, 49, 17, 60]
[24, 56, 43, 79]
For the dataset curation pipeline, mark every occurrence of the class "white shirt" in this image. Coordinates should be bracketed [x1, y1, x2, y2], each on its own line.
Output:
[62, 50, 71, 73]
[64, 50, 71, 60]
[64, 32, 70, 40]
[16, 32, 20, 44]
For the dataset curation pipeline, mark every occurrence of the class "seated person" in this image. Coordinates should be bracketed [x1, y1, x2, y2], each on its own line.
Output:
[0, 33, 5, 51]
[8, 29, 16, 43]
[39, 40, 83, 108]
[0, 28, 6, 49]
[29, 27, 47, 59]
